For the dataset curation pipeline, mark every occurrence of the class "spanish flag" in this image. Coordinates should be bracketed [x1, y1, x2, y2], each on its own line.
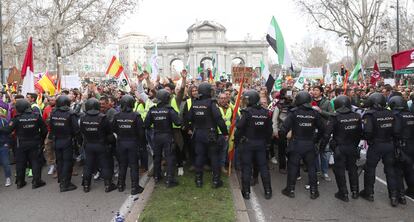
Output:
[35, 72, 55, 95]
[56, 78, 61, 94]
[106, 56, 124, 78]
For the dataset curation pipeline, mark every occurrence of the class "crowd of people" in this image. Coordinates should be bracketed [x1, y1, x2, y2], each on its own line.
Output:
[0, 69, 413, 208]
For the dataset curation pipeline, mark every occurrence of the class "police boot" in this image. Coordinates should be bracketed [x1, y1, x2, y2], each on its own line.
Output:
[16, 178, 27, 189]
[154, 173, 162, 184]
[335, 192, 349, 202]
[104, 180, 117, 193]
[117, 178, 126, 192]
[359, 189, 374, 202]
[405, 187, 414, 199]
[398, 191, 407, 205]
[82, 178, 91, 193]
[165, 176, 179, 188]
[131, 182, 144, 195]
[32, 179, 46, 189]
[282, 185, 295, 198]
[310, 187, 320, 200]
[351, 186, 359, 199]
[60, 179, 77, 192]
[390, 191, 399, 207]
[263, 179, 272, 200]
[195, 173, 203, 188]
[212, 175, 223, 189]
[241, 182, 250, 200]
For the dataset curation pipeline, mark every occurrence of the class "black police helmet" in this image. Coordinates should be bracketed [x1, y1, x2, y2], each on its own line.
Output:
[334, 95, 352, 113]
[120, 95, 135, 112]
[294, 91, 312, 107]
[56, 95, 71, 111]
[156, 89, 171, 105]
[368, 92, 386, 109]
[15, 99, 31, 114]
[85, 98, 100, 115]
[388, 95, 407, 111]
[242, 90, 260, 107]
[198, 82, 212, 99]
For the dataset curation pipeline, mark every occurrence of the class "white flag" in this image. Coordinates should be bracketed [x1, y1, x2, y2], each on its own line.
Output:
[294, 73, 305, 90]
[324, 64, 333, 84]
[150, 42, 158, 81]
[118, 72, 131, 92]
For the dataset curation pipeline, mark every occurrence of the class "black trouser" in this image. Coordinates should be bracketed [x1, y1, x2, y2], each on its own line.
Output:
[286, 140, 317, 190]
[173, 129, 184, 168]
[194, 130, 220, 179]
[138, 145, 148, 171]
[153, 133, 175, 179]
[241, 140, 271, 192]
[333, 145, 359, 194]
[16, 144, 42, 183]
[364, 142, 397, 196]
[182, 129, 195, 166]
[278, 137, 287, 170]
[83, 143, 112, 182]
[396, 140, 414, 193]
[117, 140, 139, 184]
[54, 138, 74, 183]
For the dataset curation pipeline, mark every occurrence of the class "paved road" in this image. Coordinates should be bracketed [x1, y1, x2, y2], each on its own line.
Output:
[243, 163, 414, 222]
[0, 163, 148, 222]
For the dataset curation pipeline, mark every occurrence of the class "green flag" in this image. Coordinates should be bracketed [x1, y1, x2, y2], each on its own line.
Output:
[274, 73, 283, 91]
[197, 66, 203, 74]
[349, 60, 362, 81]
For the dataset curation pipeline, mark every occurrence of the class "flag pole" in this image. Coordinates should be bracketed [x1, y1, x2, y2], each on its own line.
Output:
[228, 75, 245, 176]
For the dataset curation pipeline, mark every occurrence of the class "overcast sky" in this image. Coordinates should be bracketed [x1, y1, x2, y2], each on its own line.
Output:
[119, 0, 360, 63]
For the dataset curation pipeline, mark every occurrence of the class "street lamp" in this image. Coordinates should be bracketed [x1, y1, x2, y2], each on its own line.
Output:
[375, 36, 387, 63]
[0, 0, 3, 84]
[343, 35, 351, 67]
[396, 0, 400, 52]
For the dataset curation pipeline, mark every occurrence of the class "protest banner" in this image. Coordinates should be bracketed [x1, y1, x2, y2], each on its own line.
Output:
[300, 67, 323, 79]
[232, 67, 253, 84]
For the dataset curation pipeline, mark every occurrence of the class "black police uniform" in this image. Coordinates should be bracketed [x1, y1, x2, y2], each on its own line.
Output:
[389, 95, 414, 203]
[322, 96, 362, 202]
[279, 91, 324, 199]
[113, 95, 145, 194]
[144, 89, 181, 187]
[50, 95, 80, 192]
[236, 90, 272, 200]
[1, 99, 47, 189]
[80, 98, 116, 193]
[186, 83, 228, 188]
[360, 93, 399, 206]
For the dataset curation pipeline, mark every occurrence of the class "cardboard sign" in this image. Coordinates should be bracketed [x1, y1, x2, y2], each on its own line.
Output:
[300, 67, 323, 79]
[232, 67, 253, 84]
[383, 78, 395, 86]
[62, 75, 81, 89]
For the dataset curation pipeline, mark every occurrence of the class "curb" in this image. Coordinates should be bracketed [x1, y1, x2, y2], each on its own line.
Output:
[111, 163, 154, 222]
[229, 172, 250, 222]
[126, 178, 155, 222]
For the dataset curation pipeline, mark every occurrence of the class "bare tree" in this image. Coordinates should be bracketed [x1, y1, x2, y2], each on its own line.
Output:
[384, 1, 414, 51]
[22, 0, 140, 76]
[291, 39, 330, 68]
[296, 0, 386, 65]
[1, 0, 31, 68]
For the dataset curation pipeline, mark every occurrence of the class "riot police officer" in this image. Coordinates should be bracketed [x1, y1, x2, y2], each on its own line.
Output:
[145, 89, 181, 187]
[321, 95, 362, 202]
[185, 83, 228, 188]
[360, 92, 399, 206]
[49, 95, 79, 192]
[113, 95, 145, 194]
[1, 99, 47, 189]
[235, 90, 272, 200]
[389, 95, 414, 204]
[279, 91, 324, 199]
[80, 98, 116, 193]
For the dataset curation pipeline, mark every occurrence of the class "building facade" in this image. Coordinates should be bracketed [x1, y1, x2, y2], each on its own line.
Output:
[118, 32, 149, 74]
[145, 20, 268, 79]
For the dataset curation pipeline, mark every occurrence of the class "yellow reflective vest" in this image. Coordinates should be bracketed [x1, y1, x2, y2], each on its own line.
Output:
[217, 105, 232, 134]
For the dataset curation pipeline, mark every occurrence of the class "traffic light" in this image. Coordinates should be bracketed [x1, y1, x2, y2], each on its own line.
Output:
[340, 65, 345, 76]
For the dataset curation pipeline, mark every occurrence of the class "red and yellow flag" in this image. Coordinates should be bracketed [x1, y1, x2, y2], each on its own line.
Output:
[56, 78, 61, 94]
[35, 72, 55, 95]
[228, 77, 245, 164]
[105, 56, 124, 78]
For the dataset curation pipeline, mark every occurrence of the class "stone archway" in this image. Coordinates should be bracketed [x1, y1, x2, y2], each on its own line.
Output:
[231, 57, 245, 67]
[200, 57, 213, 70]
[170, 58, 184, 78]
